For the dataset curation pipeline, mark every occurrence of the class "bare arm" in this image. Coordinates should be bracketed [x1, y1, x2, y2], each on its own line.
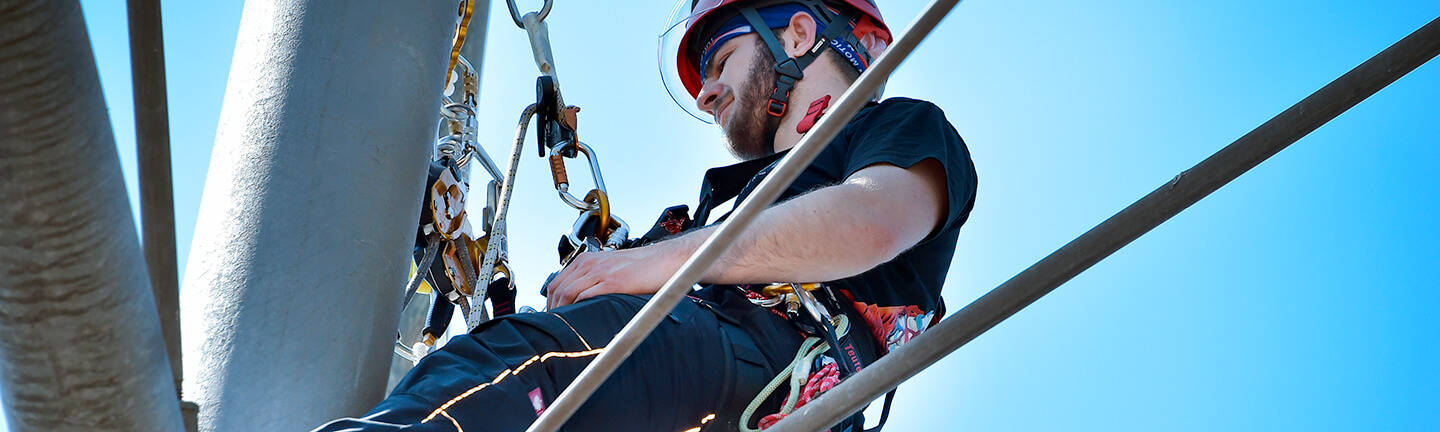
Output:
[545, 159, 948, 309]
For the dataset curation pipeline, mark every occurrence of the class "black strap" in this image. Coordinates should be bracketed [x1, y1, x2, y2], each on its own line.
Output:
[858, 390, 897, 432]
[693, 151, 785, 225]
[737, 6, 859, 117]
[739, 7, 794, 69]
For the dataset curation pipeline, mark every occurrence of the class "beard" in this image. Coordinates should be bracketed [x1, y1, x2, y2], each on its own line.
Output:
[720, 39, 781, 160]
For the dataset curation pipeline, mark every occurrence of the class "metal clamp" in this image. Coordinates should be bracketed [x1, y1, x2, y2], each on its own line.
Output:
[790, 283, 831, 325]
[566, 209, 630, 252]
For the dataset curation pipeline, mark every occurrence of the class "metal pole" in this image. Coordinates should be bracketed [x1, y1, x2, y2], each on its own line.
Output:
[766, 15, 1440, 432]
[526, 1, 964, 430]
[0, 1, 185, 431]
[125, 1, 198, 430]
[180, 0, 456, 430]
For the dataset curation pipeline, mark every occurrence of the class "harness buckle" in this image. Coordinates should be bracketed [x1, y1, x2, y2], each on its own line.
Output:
[766, 99, 787, 117]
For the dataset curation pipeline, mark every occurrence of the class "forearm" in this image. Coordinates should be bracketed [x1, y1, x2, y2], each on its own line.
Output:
[651, 180, 915, 285]
[543, 163, 945, 308]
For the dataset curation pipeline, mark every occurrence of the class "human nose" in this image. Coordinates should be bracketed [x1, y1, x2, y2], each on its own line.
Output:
[695, 80, 724, 118]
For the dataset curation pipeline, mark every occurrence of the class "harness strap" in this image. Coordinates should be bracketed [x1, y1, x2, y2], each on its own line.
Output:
[737, 7, 859, 117]
[858, 389, 896, 432]
[734, 283, 900, 432]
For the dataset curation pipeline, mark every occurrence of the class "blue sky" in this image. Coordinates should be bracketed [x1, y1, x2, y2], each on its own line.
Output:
[5, 0, 1436, 430]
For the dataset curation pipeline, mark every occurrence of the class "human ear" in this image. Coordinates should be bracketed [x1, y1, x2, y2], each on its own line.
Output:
[859, 32, 887, 58]
[781, 12, 818, 58]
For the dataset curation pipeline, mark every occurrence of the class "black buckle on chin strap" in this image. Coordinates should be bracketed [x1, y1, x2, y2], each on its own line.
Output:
[768, 62, 802, 117]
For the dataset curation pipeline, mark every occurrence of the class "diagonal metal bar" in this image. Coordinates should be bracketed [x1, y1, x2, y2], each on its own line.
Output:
[128, 1, 199, 428]
[127, 0, 185, 399]
[766, 14, 1440, 432]
[525, 1, 965, 431]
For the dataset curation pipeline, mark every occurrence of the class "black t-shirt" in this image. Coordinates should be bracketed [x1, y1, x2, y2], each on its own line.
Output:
[692, 97, 977, 355]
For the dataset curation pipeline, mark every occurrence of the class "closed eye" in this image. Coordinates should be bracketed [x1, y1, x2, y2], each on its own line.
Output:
[706, 49, 733, 79]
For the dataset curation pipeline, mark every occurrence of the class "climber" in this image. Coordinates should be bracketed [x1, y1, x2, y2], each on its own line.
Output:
[313, 0, 975, 430]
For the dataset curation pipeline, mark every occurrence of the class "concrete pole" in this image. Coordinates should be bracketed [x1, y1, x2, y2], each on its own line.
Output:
[179, 0, 456, 430]
[0, 1, 185, 431]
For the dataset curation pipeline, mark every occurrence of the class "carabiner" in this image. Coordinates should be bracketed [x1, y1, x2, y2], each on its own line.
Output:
[758, 282, 822, 298]
[549, 141, 608, 211]
[565, 208, 629, 252]
[584, 190, 613, 243]
[506, 0, 553, 28]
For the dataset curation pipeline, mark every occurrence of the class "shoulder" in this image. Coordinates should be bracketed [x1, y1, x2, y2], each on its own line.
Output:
[842, 97, 961, 148]
[853, 97, 949, 123]
[876, 97, 944, 112]
[844, 97, 957, 141]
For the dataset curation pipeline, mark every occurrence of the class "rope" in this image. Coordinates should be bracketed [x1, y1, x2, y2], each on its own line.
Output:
[738, 315, 849, 432]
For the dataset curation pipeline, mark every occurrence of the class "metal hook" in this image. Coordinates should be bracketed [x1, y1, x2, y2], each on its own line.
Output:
[506, 0, 553, 28]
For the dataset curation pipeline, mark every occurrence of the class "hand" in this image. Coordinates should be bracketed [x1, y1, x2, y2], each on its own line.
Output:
[544, 246, 682, 310]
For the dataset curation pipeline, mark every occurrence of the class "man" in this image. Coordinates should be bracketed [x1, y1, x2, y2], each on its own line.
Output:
[314, 0, 975, 430]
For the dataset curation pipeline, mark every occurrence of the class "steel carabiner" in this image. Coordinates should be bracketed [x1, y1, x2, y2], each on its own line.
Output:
[506, 0, 553, 28]
[548, 140, 608, 211]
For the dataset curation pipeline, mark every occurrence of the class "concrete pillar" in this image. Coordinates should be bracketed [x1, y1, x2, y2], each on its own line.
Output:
[179, 0, 456, 430]
[0, 1, 184, 430]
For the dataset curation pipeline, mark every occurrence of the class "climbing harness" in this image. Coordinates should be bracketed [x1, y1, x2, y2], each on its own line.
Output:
[738, 283, 895, 432]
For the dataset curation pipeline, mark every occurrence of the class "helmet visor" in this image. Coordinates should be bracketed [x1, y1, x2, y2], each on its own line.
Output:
[658, 0, 728, 123]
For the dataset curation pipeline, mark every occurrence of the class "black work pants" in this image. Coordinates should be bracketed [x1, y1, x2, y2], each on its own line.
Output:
[311, 291, 802, 432]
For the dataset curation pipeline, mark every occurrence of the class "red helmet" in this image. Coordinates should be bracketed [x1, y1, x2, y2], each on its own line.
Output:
[659, 0, 892, 122]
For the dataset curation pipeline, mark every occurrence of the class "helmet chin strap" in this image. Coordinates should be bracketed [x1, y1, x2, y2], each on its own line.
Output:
[737, 5, 861, 118]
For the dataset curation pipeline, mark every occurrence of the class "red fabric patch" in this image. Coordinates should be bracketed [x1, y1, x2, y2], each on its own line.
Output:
[529, 388, 546, 415]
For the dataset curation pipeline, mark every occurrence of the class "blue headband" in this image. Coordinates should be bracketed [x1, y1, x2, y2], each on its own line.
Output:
[698, 4, 865, 81]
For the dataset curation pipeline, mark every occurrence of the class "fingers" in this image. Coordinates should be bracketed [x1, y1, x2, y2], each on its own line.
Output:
[572, 282, 610, 305]
[552, 277, 601, 310]
[542, 250, 650, 310]
[546, 253, 597, 310]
